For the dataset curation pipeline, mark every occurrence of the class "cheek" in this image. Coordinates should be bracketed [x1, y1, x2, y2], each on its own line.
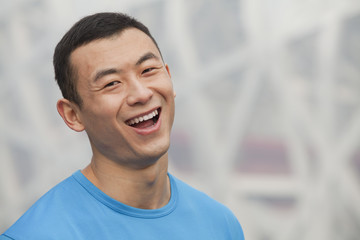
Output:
[96, 93, 125, 111]
[157, 77, 175, 96]
[82, 99, 119, 125]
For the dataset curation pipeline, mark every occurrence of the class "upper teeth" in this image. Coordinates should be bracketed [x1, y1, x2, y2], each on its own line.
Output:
[127, 109, 159, 126]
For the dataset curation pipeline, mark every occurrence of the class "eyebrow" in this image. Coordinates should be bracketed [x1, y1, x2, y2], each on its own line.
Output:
[136, 52, 160, 66]
[93, 68, 121, 82]
[93, 52, 160, 82]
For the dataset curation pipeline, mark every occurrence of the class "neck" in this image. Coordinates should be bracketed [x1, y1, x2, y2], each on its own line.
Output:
[81, 153, 170, 209]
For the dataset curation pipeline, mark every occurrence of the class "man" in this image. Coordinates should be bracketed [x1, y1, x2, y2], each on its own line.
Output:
[1, 12, 244, 239]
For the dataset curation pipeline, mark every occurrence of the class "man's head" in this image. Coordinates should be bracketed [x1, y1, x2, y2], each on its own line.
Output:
[55, 12, 175, 168]
[54, 12, 162, 107]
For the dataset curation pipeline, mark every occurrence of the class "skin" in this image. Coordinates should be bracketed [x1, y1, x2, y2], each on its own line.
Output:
[56, 28, 176, 209]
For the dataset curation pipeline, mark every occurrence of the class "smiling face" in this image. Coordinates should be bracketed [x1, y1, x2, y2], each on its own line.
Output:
[61, 28, 175, 169]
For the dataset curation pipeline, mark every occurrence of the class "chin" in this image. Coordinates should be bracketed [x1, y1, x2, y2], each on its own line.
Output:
[130, 149, 169, 170]
[139, 139, 170, 161]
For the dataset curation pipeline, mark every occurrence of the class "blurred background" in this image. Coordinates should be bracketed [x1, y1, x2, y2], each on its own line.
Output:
[1, 0, 360, 239]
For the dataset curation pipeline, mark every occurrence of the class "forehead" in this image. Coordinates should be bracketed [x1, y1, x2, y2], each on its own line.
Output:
[70, 28, 161, 75]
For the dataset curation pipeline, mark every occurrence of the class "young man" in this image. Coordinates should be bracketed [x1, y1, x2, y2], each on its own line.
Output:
[1, 12, 244, 239]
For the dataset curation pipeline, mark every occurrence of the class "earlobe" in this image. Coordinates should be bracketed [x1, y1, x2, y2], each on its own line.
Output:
[56, 99, 85, 132]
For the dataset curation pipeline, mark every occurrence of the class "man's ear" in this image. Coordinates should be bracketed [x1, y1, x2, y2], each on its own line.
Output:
[165, 64, 171, 78]
[165, 64, 176, 98]
[56, 98, 85, 132]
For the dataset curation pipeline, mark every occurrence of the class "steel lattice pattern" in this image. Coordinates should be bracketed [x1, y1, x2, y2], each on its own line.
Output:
[1, 0, 360, 239]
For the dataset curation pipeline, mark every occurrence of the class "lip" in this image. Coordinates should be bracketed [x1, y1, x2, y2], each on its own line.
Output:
[125, 107, 160, 123]
[126, 107, 162, 135]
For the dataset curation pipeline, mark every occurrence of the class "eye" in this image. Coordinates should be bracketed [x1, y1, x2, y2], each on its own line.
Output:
[142, 67, 156, 74]
[104, 81, 120, 88]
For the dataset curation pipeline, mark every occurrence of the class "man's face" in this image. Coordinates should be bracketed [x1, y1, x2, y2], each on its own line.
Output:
[70, 28, 175, 168]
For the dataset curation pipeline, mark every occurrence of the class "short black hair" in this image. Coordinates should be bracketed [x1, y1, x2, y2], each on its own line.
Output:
[53, 12, 161, 107]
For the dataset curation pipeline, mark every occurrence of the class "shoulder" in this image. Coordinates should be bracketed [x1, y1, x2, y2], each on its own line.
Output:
[3, 173, 84, 240]
[170, 174, 237, 220]
[170, 174, 245, 239]
[171, 174, 231, 211]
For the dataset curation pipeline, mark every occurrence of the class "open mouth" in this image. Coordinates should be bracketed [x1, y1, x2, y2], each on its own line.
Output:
[126, 108, 161, 129]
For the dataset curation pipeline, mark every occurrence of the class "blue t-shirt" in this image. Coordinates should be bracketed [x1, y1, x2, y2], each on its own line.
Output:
[1, 171, 244, 239]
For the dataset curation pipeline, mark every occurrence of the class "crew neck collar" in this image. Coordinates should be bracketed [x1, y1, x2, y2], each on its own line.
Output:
[72, 170, 178, 219]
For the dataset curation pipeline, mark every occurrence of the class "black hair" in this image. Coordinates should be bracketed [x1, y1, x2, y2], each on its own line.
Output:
[53, 12, 161, 107]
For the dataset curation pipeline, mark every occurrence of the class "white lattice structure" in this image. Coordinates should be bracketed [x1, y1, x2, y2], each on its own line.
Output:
[1, 0, 360, 239]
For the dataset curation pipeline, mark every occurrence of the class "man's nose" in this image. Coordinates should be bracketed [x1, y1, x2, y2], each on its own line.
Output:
[126, 78, 153, 106]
